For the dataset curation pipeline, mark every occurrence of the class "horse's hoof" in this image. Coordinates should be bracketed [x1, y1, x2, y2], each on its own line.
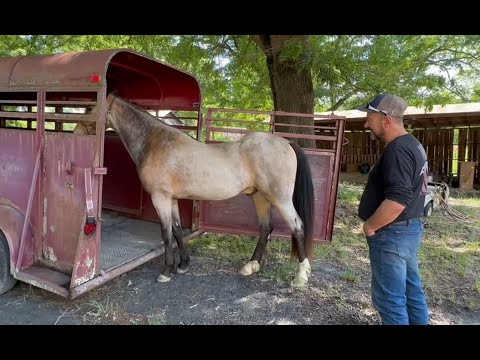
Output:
[239, 261, 260, 276]
[156, 274, 171, 283]
[292, 259, 310, 288]
[299, 258, 311, 276]
[177, 265, 189, 274]
[292, 274, 308, 288]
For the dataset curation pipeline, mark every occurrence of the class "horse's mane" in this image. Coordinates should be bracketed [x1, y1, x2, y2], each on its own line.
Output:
[114, 96, 184, 135]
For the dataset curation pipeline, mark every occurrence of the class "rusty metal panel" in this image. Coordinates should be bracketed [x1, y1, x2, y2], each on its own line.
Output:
[71, 229, 98, 287]
[43, 133, 96, 269]
[0, 130, 38, 210]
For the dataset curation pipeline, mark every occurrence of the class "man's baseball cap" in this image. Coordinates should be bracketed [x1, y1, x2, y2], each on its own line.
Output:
[357, 93, 408, 118]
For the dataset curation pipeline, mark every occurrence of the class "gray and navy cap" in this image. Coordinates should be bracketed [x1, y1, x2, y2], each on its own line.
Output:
[357, 93, 408, 118]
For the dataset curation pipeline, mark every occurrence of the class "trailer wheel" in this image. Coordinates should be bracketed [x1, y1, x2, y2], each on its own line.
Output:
[424, 201, 433, 217]
[0, 232, 17, 295]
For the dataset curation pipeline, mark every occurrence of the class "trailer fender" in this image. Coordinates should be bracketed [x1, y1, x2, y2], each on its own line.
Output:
[0, 199, 35, 270]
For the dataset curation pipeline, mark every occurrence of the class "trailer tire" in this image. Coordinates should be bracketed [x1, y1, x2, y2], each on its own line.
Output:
[0, 231, 17, 295]
[424, 201, 433, 217]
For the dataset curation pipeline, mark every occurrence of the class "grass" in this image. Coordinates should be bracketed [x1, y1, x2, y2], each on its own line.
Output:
[188, 232, 293, 264]
[146, 313, 167, 325]
[83, 298, 124, 322]
[260, 262, 298, 284]
[189, 233, 296, 284]
[188, 233, 258, 262]
[337, 181, 364, 204]
[340, 270, 360, 283]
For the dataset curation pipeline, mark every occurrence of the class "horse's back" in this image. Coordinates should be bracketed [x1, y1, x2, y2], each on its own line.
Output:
[238, 132, 290, 151]
[238, 132, 294, 162]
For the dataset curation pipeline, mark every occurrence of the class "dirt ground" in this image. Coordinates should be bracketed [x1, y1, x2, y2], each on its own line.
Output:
[0, 249, 477, 325]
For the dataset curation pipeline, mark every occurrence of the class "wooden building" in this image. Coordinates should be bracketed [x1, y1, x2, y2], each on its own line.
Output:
[315, 103, 480, 189]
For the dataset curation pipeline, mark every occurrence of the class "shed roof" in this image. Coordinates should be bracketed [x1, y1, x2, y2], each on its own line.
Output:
[316, 102, 480, 131]
[0, 49, 202, 111]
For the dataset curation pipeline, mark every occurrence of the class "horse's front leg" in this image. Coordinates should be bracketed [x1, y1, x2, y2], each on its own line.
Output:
[151, 192, 175, 282]
[239, 192, 272, 276]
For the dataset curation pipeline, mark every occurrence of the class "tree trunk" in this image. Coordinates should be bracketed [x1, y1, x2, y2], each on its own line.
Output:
[250, 35, 316, 148]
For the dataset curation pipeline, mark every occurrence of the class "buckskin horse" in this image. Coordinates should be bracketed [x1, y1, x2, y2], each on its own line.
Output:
[77, 94, 315, 287]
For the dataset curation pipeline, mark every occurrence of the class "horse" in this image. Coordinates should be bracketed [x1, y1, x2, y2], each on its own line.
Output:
[73, 121, 96, 134]
[73, 107, 96, 135]
[83, 93, 315, 287]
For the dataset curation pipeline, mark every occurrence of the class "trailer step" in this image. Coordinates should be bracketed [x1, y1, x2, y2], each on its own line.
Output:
[15, 266, 71, 297]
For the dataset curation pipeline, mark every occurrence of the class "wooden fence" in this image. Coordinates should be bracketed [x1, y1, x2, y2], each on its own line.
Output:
[341, 128, 480, 187]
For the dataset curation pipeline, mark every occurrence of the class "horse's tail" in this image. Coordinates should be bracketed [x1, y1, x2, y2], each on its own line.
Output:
[289, 141, 315, 261]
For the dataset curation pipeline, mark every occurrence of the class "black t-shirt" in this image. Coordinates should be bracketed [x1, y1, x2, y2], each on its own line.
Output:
[358, 133, 429, 222]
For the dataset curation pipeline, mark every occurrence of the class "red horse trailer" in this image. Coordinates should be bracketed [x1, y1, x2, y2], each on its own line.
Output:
[0, 49, 204, 297]
[0, 49, 345, 298]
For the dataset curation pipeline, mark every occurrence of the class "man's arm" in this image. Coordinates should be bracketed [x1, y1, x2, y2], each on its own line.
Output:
[363, 144, 413, 236]
[363, 199, 405, 236]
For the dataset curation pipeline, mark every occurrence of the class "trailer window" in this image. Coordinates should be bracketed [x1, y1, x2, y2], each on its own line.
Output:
[0, 91, 98, 133]
[0, 99, 36, 131]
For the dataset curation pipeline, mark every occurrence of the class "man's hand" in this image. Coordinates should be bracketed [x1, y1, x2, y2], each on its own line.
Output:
[363, 222, 377, 237]
[362, 199, 406, 237]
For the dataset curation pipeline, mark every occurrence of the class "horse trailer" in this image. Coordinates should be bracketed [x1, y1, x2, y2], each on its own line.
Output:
[0, 49, 345, 298]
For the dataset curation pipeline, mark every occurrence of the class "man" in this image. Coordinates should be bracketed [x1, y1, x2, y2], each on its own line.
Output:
[357, 93, 429, 325]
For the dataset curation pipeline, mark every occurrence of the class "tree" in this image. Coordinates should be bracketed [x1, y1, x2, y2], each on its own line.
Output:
[250, 35, 316, 147]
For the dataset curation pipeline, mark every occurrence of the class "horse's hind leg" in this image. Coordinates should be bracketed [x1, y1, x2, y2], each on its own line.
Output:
[239, 192, 273, 276]
[151, 192, 175, 283]
[172, 199, 190, 274]
[274, 200, 311, 287]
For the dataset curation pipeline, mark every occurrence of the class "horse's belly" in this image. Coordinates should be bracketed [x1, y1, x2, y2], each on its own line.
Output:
[177, 187, 242, 201]
[176, 176, 245, 201]
[167, 144, 254, 201]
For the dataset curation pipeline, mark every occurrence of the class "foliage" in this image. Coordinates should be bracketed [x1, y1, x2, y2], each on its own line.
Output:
[308, 35, 480, 112]
[1, 35, 480, 113]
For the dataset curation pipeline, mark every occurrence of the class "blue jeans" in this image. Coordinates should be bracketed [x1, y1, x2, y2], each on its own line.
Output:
[366, 218, 429, 325]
